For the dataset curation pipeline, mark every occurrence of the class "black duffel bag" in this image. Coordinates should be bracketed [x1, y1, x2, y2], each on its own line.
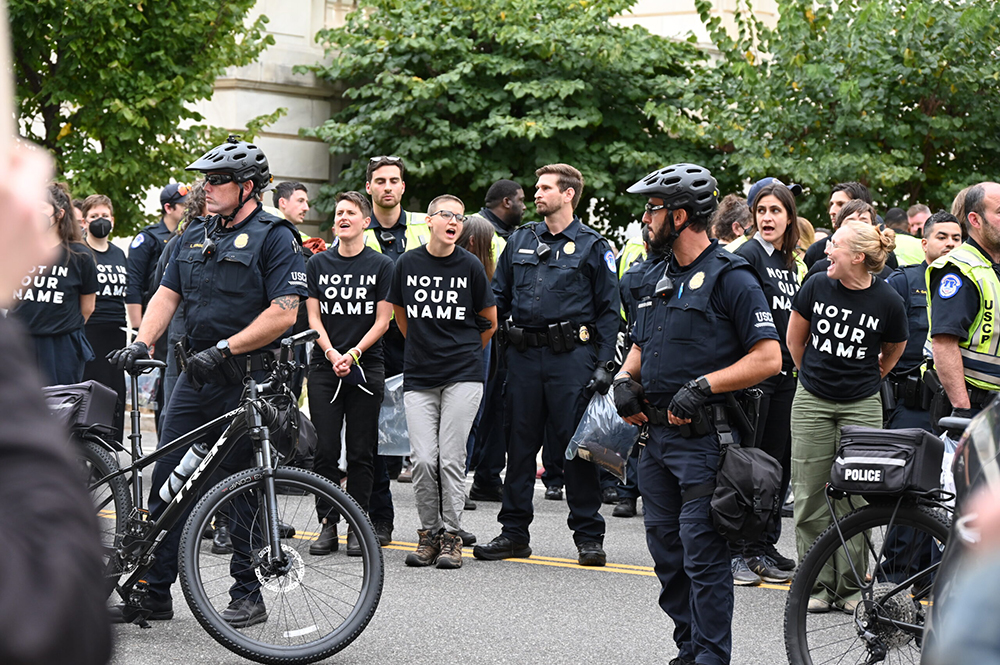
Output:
[831, 426, 945, 496]
[42, 380, 118, 437]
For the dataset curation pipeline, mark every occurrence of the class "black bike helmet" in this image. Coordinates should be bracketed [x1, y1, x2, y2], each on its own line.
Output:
[627, 163, 719, 220]
[186, 135, 271, 193]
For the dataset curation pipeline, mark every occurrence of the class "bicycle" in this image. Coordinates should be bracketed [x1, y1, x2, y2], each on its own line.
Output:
[782, 420, 967, 665]
[83, 329, 384, 665]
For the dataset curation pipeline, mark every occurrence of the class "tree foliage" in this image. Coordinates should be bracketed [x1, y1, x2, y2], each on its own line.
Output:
[301, 0, 721, 237]
[697, 0, 1000, 225]
[11, 0, 283, 234]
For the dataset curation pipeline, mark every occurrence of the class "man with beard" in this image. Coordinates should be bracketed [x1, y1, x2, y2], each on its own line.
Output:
[613, 163, 781, 665]
[928, 182, 1000, 419]
[474, 163, 620, 566]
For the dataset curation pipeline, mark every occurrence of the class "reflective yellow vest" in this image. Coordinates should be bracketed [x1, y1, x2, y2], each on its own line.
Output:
[925, 242, 1000, 391]
[363, 211, 430, 253]
[618, 236, 646, 279]
[724, 235, 749, 253]
[893, 233, 924, 267]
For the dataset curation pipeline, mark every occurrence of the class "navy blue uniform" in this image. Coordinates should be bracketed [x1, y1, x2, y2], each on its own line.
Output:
[631, 241, 778, 665]
[126, 219, 174, 310]
[492, 217, 620, 546]
[885, 262, 933, 429]
[143, 206, 306, 605]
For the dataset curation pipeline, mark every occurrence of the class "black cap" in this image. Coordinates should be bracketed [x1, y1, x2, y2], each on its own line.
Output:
[160, 183, 190, 206]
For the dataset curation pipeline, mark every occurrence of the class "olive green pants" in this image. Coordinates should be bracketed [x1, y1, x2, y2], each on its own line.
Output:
[791, 385, 881, 604]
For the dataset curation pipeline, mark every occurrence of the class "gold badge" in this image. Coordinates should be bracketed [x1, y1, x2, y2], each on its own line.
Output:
[689, 271, 705, 290]
[578, 326, 590, 342]
[234, 233, 249, 249]
[564, 241, 576, 255]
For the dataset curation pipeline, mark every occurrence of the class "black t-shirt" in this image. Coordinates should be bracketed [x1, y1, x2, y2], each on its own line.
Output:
[388, 246, 495, 391]
[11, 243, 99, 336]
[735, 234, 799, 369]
[86, 243, 128, 326]
[306, 245, 394, 365]
[792, 274, 908, 401]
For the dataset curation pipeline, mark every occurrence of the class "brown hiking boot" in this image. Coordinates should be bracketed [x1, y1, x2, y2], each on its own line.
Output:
[404, 529, 441, 567]
[436, 531, 463, 569]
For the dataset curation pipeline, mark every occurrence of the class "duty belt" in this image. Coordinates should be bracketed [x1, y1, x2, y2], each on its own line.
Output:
[643, 403, 734, 444]
[505, 321, 593, 354]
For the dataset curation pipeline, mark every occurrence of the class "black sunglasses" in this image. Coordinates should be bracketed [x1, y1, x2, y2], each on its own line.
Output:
[369, 155, 402, 163]
[205, 173, 236, 186]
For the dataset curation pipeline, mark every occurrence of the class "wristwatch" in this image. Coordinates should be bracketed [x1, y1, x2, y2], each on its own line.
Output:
[216, 339, 233, 359]
[695, 375, 712, 393]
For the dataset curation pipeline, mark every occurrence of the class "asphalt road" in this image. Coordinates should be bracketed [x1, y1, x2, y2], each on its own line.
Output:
[108, 468, 795, 665]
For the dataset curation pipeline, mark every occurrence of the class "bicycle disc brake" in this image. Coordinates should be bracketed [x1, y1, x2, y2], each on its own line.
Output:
[254, 543, 304, 593]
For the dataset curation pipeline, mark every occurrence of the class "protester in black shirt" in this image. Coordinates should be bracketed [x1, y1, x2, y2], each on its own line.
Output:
[11, 182, 98, 385]
[787, 220, 907, 612]
[80, 194, 127, 437]
[306, 191, 394, 556]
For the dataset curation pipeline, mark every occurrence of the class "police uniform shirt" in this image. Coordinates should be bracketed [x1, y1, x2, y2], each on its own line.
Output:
[388, 245, 495, 391]
[927, 238, 991, 342]
[86, 243, 128, 326]
[11, 243, 99, 336]
[886, 261, 929, 371]
[161, 207, 307, 351]
[492, 217, 621, 362]
[735, 233, 800, 370]
[792, 274, 907, 402]
[125, 219, 173, 307]
[372, 209, 410, 262]
[306, 245, 394, 365]
[620, 257, 652, 346]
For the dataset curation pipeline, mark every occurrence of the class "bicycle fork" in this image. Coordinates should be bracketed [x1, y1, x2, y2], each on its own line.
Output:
[248, 383, 286, 571]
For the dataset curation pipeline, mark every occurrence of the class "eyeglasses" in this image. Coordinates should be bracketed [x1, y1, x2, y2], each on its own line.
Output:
[205, 173, 236, 186]
[429, 210, 466, 223]
[825, 239, 841, 251]
[644, 203, 669, 213]
[369, 156, 402, 163]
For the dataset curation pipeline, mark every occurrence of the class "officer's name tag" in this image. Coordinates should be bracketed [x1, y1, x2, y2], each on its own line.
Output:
[517, 248, 534, 255]
[638, 301, 652, 309]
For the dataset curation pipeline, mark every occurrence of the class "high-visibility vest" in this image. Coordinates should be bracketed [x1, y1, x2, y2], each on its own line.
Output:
[724, 235, 749, 253]
[618, 235, 646, 278]
[925, 242, 1000, 391]
[894, 233, 924, 267]
[362, 211, 430, 253]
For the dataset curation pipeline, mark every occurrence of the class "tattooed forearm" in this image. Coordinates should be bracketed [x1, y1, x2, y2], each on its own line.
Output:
[274, 295, 300, 311]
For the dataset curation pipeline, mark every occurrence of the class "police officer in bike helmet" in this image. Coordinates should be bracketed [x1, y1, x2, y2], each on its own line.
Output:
[108, 136, 307, 627]
[613, 163, 781, 665]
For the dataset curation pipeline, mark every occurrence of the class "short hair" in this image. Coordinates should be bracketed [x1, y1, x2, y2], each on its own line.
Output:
[427, 194, 465, 216]
[883, 207, 907, 231]
[72, 198, 84, 212]
[484, 179, 522, 208]
[907, 204, 931, 218]
[751, 184, 800, 269]
[273, 181, 307, 208]
[366, 156, 406, 183]
[81, 194, 114, 218]
[923, 210, 966, 240]
[841, 221, 896, 274]
[336, 191, 372, 220]
[535, 163, 584, 210]
[836, 199, 877, 227]
[831, 181, 873, 205]
[709, 194, 750, 243]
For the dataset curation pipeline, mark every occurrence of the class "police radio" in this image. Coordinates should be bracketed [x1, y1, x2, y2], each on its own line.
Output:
[529, 224, 551, 260]
[654, 266, 674, 297]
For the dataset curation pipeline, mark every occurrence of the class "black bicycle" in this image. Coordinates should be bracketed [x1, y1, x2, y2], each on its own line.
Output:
[81, 329, 383, 665]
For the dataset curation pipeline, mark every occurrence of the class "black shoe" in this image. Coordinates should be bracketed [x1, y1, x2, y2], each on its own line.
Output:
[278, 520, 296, 539]
[469, 484, 503, 502]
[577, 541, 606, 567]
[746, 555, 793, 583]
[465, 495, 477, 511]
[668, 657, 695, 665]
[346, 527, 361, 557]
[601, 487, 618, 504]
[544, 486, 563, 501]
[211, 524, 233, 555]
[109, 596, 174, 623]
[373, 521, 393, 547]
[221, 597, 267, 628]
[457, 528, 476, 546]
[473, 535, 532, 560]
[309, 522, 339, 555]
[762, 543, 796, 572]
[202, 523, 213, 539]
[612, 497, 637, 518]
[781, 501, 794, 518]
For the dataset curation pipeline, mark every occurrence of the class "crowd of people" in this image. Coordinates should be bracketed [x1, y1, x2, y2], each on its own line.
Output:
[10, 134, 1000, 665]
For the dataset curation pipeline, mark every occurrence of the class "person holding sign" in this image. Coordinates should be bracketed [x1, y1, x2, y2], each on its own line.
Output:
[389, 194, 497, 570]
[306, 191, 393, 556]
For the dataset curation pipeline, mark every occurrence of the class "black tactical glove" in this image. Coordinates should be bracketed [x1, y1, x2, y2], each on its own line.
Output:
[613, 375, 645, 418]
[587, 366, 615, 395]
[668, 377, 712, 420]
[474, 314, 494, 333]
[186, 346, 227, 389]
[950, 407, 976, 420]
[107, 341, 149, 372]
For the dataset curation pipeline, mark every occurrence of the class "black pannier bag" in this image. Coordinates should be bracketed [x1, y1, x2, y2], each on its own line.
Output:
[42, 380, 118, 437]
[831, 426, 945, 496]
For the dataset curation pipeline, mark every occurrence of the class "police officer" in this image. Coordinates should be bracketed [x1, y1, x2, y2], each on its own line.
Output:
[125, 183, 188, 328]
[885, 212, 963, 429]
[473, 163, 620, 566]
[613, 164, 781, 665]
[928, 182, 1000, 420]
[108, 136, 307, 627]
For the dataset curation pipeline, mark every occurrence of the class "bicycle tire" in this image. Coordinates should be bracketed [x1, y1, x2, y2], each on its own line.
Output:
[178, 466, 384, 664]
[785, 501, 951, 665]
[77, 438, 133, 598]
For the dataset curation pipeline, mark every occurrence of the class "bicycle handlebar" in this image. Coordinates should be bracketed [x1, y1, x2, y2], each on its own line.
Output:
[938, 416, 972, 434]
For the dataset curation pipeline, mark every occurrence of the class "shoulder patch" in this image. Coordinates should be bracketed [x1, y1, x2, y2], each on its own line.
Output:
[130, 234, 146, 249]
[604, 250, 616, 273]
[938, 273, 962, 299]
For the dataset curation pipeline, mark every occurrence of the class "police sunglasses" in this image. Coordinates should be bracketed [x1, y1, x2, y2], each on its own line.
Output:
[205, 173, 236, 186]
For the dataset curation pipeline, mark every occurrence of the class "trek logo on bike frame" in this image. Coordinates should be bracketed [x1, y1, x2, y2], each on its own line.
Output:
[171, 413, 240, 506]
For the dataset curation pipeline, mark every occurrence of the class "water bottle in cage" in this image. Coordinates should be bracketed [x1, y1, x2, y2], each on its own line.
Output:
[159, 442, 210, 502]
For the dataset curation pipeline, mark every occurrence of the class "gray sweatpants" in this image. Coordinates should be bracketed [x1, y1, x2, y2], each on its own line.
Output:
[404, 382, 484, 533]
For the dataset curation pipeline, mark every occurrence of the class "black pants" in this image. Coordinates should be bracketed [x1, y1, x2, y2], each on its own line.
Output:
[471, 361, 507, 491]
[83, 322, 126, 440]
[307, 362, 385, 520]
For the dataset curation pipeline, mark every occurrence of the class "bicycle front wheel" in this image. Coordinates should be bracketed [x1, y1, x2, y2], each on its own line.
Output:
[178, 466, 384, 665]
[77, 438, 132, 598]
[784, 501, 951, 665]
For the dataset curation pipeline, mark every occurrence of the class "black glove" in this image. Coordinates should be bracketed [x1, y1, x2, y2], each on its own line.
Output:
[950, 407, 976, 420]
[613, 375, 645, 418]
[186, 347, 227, 389]
[587, 366, 615, 395]
[107, 341, 149, 372]
[474, 314, 494, 333]
[668, 378, 712, 420]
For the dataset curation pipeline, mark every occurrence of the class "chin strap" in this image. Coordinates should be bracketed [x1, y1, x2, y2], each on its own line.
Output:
[219, 188, 258, 225]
